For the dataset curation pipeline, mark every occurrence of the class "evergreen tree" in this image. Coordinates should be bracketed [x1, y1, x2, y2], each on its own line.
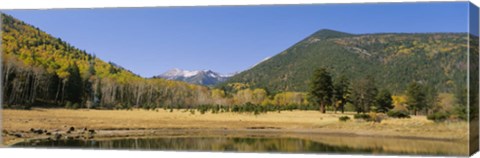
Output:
[424, 85, 439, 115]
[83, 79, 93, 108]
[94, 79, 102, 108]
[64, 62, 83, 105]
[309, 67, 333, 113]
[375, 89, 393, 113]
[83, 58, 96, 108]
[406, 82, 427, 115]
[48, 72, 61, 104]
[333, 75, 350, 113]
[351, 76, 378, 114]
[454, 86, 468, 120]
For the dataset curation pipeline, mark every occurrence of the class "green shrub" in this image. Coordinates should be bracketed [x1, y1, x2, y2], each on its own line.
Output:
[72, 103, 80, 109]
[5, 104, 32, 110]
[454, 105, 467, 121]
[125, 104, 132, 110]
[387, 110, 411, 118]
[427, 112, 449, 122]
[115, 104, 124, 110]
[190, 109, 195, 115]
[354, 113, 370, 120]
[65, 101, 72, 109]
[339, 116, 350, 122]
[142, 104, 153, 110]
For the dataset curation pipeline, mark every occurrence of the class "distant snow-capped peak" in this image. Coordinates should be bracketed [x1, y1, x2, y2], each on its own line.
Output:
[158, 68, 230, 79]
[156, 68, 233, 86]
[160, 68, 200, 78]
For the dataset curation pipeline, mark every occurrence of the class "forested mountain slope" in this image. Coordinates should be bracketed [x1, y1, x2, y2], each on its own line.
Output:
[1, 13, 211, 108]
[222, 29, 469, 93]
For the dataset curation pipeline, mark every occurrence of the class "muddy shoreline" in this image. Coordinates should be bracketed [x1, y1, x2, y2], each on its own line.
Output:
[3, 127, 465, 147]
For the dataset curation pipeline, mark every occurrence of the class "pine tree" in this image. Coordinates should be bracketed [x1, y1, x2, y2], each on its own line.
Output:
[454, 86, 468, 120]
[94, 79, 102, 108]
[424, 85, 439, 115]
[406, 82, 427, 115]
[375, 89, 393, 113]
[309, 67, 333, 113]
[351, 76, 378, 114]
[64, 62, 83, 105]
[84, 58, 96, 108]
[333, 75, 350, 113]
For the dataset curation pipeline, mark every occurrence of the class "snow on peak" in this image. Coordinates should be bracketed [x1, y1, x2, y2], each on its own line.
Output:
[160, 68, 198, 78]
[160, 68, 231, 79]
[182, 70, 201, 77]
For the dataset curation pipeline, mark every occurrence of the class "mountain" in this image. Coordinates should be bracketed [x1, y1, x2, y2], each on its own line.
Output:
[156, 68, 229, 86]
[1, 13, 210, 108]
[221, 29, 472, 93]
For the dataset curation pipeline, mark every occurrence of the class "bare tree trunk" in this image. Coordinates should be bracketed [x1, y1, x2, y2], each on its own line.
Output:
[21, 71, 31, 104]
[334, 103, 337, 114]
[341, 103, 345, 114]
[3, 63, 12, 91]
[320, 103, 326, 113]
[2, 65, 11, 104]
[30, 74, 35, 103]
[135, 84, 143, 107]
[61, 79, 67, 104]
[55, 81, 61, 103]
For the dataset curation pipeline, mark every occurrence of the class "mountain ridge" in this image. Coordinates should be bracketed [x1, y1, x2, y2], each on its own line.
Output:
[221, 29, 471, 93]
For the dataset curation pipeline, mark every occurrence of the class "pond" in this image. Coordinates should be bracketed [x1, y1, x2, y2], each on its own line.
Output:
[12, 135, 467, 156]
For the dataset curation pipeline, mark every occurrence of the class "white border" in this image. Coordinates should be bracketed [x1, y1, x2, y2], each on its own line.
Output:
[0, 0, 478, 158]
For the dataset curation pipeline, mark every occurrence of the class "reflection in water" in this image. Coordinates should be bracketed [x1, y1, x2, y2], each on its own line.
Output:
[13, 136, 462, 156]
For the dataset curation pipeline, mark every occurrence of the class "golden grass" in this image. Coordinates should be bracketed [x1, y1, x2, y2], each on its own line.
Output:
[3, 108, 332, 130]
[299, 134, 468, 155]
[1, 108, 468, 147]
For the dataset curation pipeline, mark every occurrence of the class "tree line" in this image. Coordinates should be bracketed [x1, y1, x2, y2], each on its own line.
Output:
[309, 67, 393, 114]
[309, 67, 468, 120]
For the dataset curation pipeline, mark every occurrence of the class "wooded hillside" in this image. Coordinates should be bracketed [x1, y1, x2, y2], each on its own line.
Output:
[1, 13, 212, 109]
[222, 29, 469, 94]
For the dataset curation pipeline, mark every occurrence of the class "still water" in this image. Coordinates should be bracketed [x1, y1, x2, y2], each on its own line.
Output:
[13, 136, 466, 156]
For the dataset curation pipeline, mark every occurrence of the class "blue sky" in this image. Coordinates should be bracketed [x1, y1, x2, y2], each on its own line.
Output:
[3, 2, 470, 77]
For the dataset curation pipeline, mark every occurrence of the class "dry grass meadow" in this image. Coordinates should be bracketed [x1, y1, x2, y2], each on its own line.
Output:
[1, 108, 469, 148]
